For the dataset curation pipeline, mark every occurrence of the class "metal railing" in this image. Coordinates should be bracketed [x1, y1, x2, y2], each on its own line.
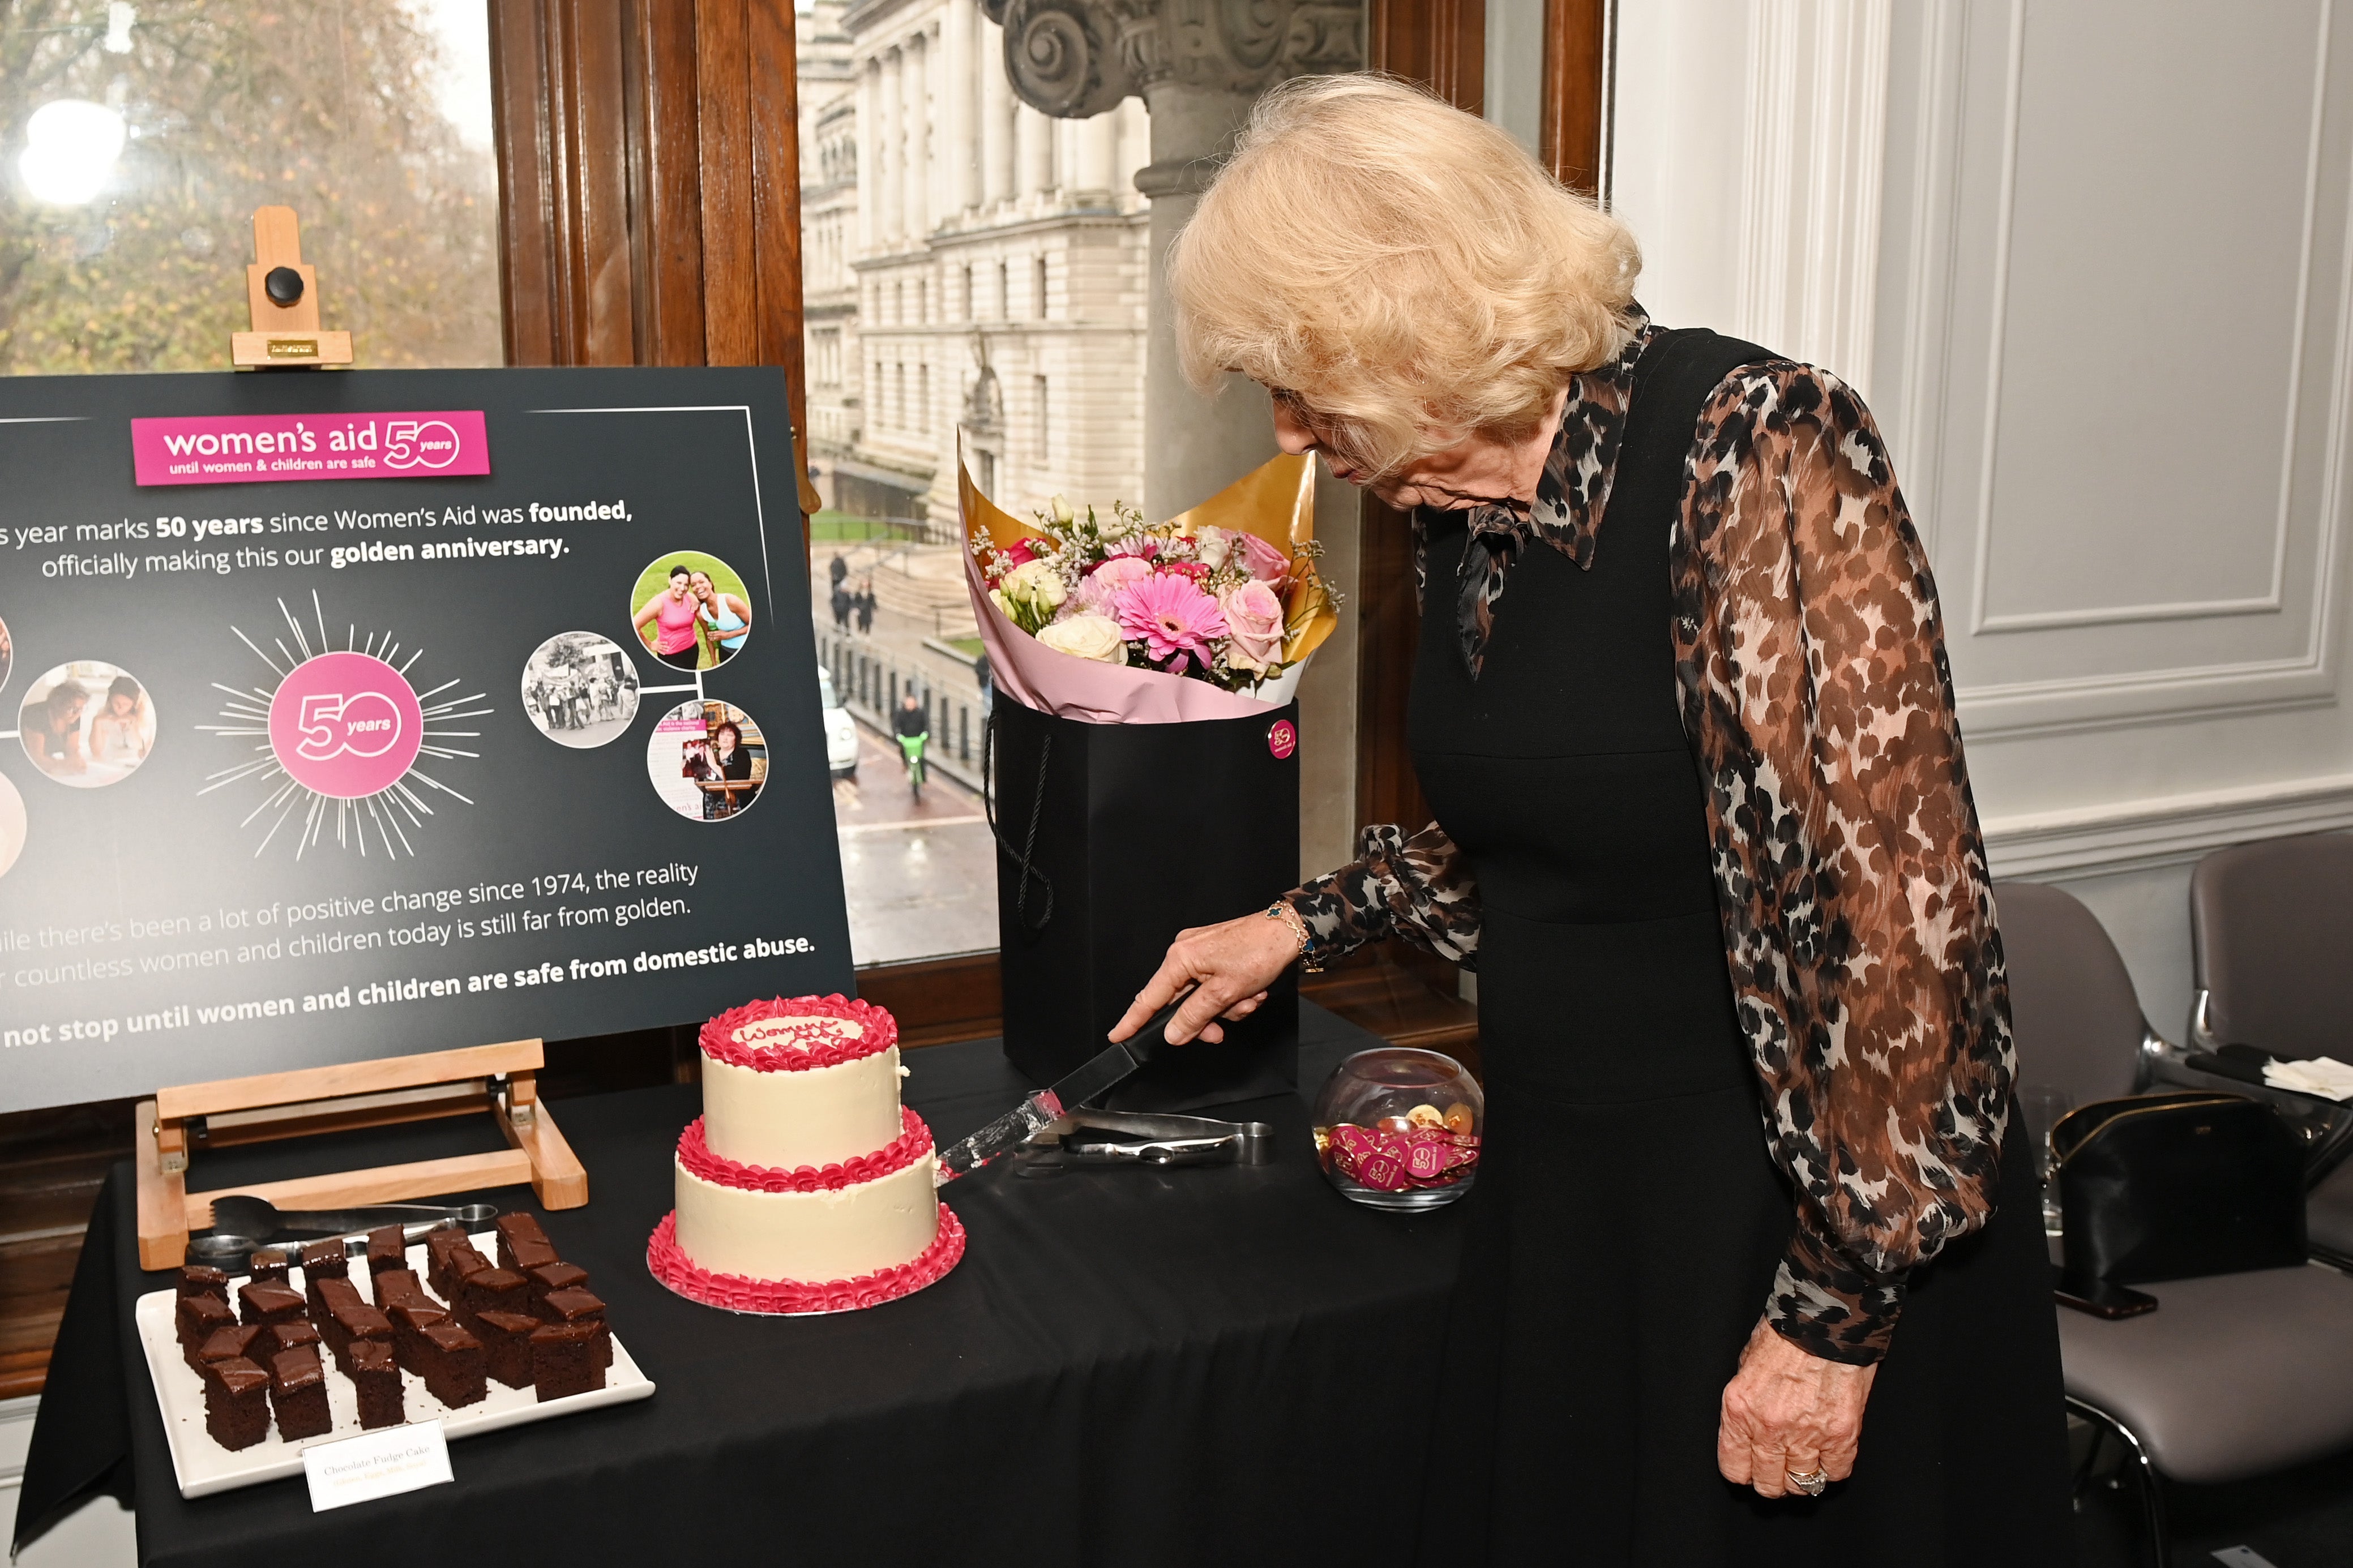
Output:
[813, 623, 990, 793]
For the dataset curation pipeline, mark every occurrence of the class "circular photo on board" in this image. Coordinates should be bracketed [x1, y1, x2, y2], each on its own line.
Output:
[0, 614, 13, 696]
[646, 699, 765, 821]
[0, 773, 24, 880]
[18, 661, 156, 789]
[630, 552, 754, 673]
[522, 632, 641, 749]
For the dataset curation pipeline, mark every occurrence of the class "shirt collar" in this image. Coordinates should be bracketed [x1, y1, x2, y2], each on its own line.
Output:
[1464, 302, 1657, 571]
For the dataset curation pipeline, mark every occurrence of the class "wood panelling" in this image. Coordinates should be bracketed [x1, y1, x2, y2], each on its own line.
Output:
[493, 0, 814, 451]
[1540, 0, 1610, 194]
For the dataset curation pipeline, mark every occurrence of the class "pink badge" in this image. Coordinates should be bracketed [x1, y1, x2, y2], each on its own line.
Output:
[267, 650, 425, 799]
[1267, 718, 1297, 760]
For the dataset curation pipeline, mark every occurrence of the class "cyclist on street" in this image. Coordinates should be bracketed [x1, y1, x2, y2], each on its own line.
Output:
[893, 692, 930, 799]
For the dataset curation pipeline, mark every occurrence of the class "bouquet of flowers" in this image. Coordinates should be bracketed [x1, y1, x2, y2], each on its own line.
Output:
[961, 453, 1340, 724]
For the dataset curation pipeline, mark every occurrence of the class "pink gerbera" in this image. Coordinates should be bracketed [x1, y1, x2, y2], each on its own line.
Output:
[1112, 572, 1229, 671]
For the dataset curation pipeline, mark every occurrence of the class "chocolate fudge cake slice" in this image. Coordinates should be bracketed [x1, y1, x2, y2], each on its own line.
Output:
[318, 1278, 393, 1376]
[178, 1292, 238, 1365]
[268, 1319, 323, 1357]
[473, 1309, 541, 1390]
[423, 1229, 480, 1299]
[236, 1281, 306, 1332]
[268, 1346, 332, 1441]
[416, 1321, 486, 1408]
[350, 1339, 404, 1430]
[525, 1261, 588, 1317]
[538, 1288, 610, 1371]
[177, 1265, 229, 1300]
[247, 1249, 291, 1286]
[299, 1239, 350, 1325]
[196, 1322, 264, 1370]
[493, 1213, 556, 1275]
[528, 1321, 602, 1401]
[456, 1266, 528, 1330]
[201, 1357, 272, 1451]
[365, 1224, 409, 1278]
[387, 1299, 449, 1377]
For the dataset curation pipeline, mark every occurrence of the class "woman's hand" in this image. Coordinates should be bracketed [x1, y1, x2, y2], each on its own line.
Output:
[1107, 911, 1300, 1046]
[1717, 1319, 1876, 1498]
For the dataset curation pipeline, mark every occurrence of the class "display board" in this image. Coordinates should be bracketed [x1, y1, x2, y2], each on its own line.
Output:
[0, 367, 850, 1112]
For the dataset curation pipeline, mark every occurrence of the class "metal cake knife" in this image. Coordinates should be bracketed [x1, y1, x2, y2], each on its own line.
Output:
[933, 991, 1191, 1185]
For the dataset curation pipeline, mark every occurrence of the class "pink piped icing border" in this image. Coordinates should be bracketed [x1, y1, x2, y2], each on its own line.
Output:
[699, 994, 899, 1072]
[677, 1106, 932, 1193]
[645, 1205, 966, 1315]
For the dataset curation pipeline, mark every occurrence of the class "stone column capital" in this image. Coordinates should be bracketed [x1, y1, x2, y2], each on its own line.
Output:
[979, 0, 1362, 121]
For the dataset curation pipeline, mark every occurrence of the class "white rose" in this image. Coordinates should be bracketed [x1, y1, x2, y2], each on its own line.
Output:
[1192, 528, 1230, 570]
[1049, 494, 1076, 525]
[1004, 558, 1067, 609]
[1035, 613, 1127, 662]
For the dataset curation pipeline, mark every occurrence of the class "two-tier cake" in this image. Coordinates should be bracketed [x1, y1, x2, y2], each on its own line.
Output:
[646, 995, 965, 1313]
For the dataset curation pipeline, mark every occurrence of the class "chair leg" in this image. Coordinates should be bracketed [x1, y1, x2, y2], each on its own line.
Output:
[2068, 1396, 2169, 1568]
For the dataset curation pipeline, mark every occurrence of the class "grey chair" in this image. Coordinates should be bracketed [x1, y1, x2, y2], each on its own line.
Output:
[1999, 878, 2353, 1566]
[2188, 832, 2353, 1261]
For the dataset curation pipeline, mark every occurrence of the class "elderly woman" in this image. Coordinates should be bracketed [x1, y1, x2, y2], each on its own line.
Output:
[1113, 77, 2070, 1562]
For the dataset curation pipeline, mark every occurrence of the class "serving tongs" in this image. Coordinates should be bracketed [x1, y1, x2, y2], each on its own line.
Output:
[1012, 1110, 1276, 1177]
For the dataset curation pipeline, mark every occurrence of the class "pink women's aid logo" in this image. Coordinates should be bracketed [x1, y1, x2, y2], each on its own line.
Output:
[268, 652, 424, 799]
[130, 412, 489, 487]
[1267, 719, 1297, 760]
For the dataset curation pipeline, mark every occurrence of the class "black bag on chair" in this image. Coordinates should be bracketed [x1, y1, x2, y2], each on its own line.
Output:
[2053, 1091, 2307, 1284]
[986, 694, 1300, 1113]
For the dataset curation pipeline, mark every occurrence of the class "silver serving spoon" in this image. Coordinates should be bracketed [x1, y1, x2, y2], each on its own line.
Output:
[186, 1196, 497, 1270]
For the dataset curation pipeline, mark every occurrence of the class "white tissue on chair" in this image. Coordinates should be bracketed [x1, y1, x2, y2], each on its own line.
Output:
[2261, 1056, 2353, 1100]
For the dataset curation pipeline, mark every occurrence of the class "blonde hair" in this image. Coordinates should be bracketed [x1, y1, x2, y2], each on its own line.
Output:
[1170, 75, 1641, 478]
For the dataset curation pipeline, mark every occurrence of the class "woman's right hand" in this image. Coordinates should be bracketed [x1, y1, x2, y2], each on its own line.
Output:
[1109, 910, 1303, 1046]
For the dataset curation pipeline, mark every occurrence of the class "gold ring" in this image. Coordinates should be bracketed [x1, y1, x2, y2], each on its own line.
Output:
[1785, 1469, 1828, 1498]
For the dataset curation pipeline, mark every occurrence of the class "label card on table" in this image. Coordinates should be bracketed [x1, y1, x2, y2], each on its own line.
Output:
[302, 1419, 454, 1512]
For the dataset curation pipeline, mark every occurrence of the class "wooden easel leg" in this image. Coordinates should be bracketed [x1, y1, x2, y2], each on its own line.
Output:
[502, 1073, 589, 1209]
[134, 1098, 191, 1271]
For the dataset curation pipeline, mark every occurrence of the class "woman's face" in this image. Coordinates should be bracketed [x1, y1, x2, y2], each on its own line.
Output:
[668, 572, 691, 599]
[690, 572, 714, 599]
[714, 726, 738, 753]
[108, 693, 134, 717]
[1270, 389, 1554, 513]
[52, 695, 86, 731]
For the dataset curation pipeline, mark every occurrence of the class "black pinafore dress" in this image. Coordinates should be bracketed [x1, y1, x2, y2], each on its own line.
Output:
[1411, 331, 2072, 1565]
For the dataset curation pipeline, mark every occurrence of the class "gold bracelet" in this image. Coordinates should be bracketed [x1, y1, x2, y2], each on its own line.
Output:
[1264, 901, 1321, 972]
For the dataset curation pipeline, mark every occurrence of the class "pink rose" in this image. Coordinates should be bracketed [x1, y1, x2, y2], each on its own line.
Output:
[1076, 553, 1153, 611]
[1235, 532, 1291, 584]
[1219, 579, 1285, 672]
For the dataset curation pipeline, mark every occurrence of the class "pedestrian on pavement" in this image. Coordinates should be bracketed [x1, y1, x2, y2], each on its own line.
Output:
[829, 553, 849, 590]
[831, 584, 852, 630]
[855, 584, 876, 634]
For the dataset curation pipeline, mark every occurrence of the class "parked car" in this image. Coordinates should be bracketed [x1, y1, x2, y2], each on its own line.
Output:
[820, 668, 857, 780]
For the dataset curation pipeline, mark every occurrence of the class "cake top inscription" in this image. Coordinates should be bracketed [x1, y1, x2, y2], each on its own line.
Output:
[700, 994, 897, 1072]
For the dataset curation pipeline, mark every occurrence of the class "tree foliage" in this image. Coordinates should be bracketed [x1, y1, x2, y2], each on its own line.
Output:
[0, 0, 501, 372]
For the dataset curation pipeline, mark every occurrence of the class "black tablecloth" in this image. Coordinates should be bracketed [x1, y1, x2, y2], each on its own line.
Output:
[16, 1006, 1463, 1566]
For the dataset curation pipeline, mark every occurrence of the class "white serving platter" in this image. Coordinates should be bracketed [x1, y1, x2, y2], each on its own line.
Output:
[138, 1229, 654, 1499]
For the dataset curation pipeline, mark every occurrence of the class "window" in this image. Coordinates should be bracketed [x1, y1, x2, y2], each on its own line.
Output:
[799, 0, 1151, 968]
[1, 0, 499, 372]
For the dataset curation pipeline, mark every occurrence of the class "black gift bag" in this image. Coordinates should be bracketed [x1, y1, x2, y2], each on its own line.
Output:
[988, 693, 1300, 1112]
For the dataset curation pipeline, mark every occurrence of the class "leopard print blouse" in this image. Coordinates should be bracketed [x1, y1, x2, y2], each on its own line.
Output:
[1284, 313, 2014, 1367]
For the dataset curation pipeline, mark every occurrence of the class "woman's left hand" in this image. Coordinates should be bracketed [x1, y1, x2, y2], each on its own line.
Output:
[1717, 1319, 1876, 1498]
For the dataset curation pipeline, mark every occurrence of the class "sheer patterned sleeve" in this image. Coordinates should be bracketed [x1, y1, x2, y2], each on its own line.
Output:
[1672, 362, 2014, 1366]
[1281, 822, 1482, 969]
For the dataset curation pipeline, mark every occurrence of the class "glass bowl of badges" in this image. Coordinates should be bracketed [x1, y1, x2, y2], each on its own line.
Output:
[1311, 1048, 1483, 1212]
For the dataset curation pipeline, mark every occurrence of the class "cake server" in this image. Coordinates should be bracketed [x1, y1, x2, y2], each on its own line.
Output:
[933, 990, 1192, 1185]
[1011, 1110, 1276, 1176]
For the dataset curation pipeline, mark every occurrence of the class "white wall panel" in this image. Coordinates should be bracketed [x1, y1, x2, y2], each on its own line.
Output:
[1622, 0, 2353, 1024]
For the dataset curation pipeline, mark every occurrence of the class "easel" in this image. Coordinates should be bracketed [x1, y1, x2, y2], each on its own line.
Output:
[134, 1040, 589, 1270]
[230, 205, 353, 369]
